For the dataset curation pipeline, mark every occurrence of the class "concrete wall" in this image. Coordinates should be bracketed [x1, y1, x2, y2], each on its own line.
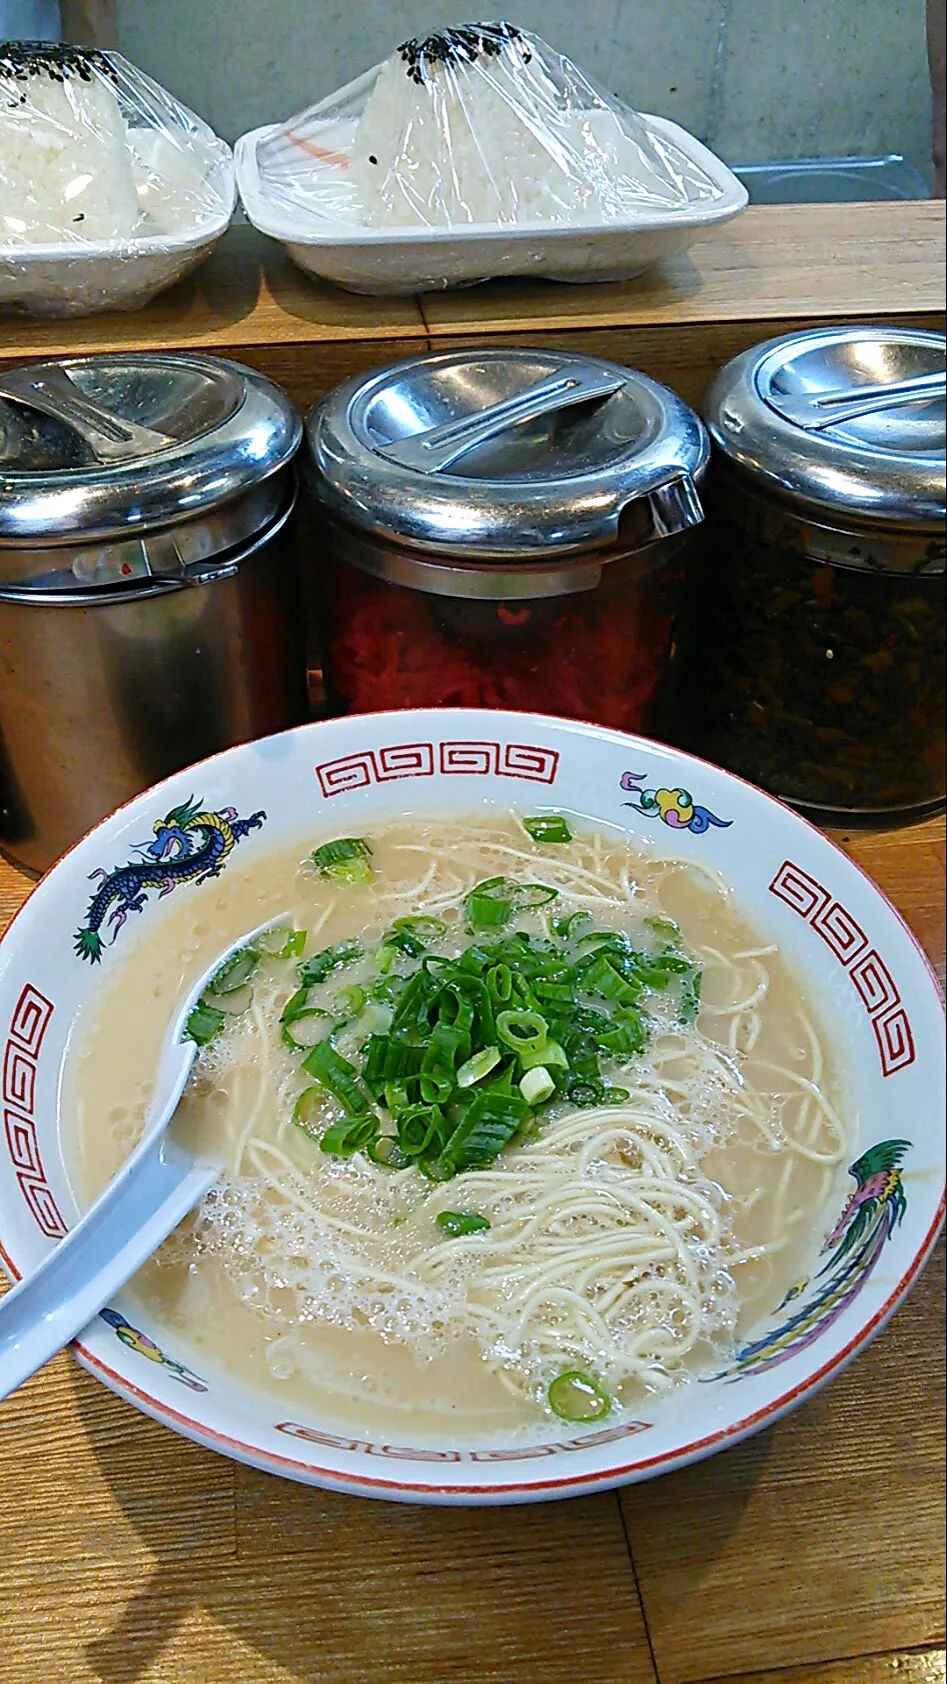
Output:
[117, 0, 935, 186]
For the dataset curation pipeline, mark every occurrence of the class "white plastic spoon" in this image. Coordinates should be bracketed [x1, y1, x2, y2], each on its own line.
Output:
[0, 920, 276, 1402]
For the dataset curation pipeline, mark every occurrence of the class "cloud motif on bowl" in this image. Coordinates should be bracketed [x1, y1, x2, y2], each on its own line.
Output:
[620, 770, 731, 835]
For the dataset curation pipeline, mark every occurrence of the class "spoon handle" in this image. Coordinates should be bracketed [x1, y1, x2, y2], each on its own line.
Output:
[0, 1136, 216, 1402]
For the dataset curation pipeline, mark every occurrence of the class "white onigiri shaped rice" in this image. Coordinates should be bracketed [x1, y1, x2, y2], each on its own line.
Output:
[348, 22, 701, 229]
[0, 43, 143, 245]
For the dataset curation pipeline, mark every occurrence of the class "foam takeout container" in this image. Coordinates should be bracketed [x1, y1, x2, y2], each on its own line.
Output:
[235, 114, 747, 295]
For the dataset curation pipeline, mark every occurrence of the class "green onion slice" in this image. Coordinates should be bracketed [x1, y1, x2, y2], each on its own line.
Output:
[254, 926, 307, 960]
[208, 981, 254, 1017]
[496, 1009, 548, 1055]
[547, 1370, 612, 1423]
[520, 1065, 555, 1106]
[435, 1210, 491, 1238]
[368, 1136, 411, 1169]
[298, 940, 363, 988]
[312, 838, 373, 884]
[516, 884, 559, 909]
[333, 983, 367, 1017]
[384, 916, 447, 957]
[440, 1092, 528, 1176]
[552, 910, 590, 940]
[185, 1000, 227, 1046]
[679, 968, 702, 1025]
[206, 946, 260, 996]
[292, 1085, 325, 1138]
[456, 1045, 502, 1088]
[466, 877, 515, 929]
[319, 1114, 379, 1157]
[281, 1009, 334, 1052]
[644, 915, 681, 940]
[302, 1040, 373, 1114]
[522, 815, 572, 844]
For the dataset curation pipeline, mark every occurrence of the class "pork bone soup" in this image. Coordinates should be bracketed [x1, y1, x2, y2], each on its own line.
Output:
[68, 814, 852, 1442]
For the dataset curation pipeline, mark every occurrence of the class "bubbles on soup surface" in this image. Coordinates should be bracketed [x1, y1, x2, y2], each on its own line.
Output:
[69, 813, 852, 1435]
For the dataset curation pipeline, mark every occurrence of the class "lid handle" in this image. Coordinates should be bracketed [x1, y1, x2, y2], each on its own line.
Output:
[373, 364, 626, 475]
[768, 369, 945, 432]
[0, 365, 172, 465]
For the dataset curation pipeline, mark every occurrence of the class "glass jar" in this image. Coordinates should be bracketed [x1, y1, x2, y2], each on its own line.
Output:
[304, 348, 709, 734]
[672, 326, 945, 823]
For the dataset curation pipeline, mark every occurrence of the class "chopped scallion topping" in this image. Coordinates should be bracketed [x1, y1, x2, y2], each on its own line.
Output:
[465, 876, 558, 930]
[547, 1370, 612, 1423]
[456, 1045, 502, 1088]
[496, 1009, 548, 1055]
[254, 926, 306, 960]
[281, 1008, 334, 1052]
[522, 815, 572, 844]
[185, 1000, 227, 1046]
[319, 1114, 379, 1157]
[292, 1085, 325, 1138]
[303, 1040, 373, 1115]
[384, 916, 447, 957]
[298, 939, 363, 988]
[205, 946, 260, 997]
[281, 878, 702, 1182]
[312, 838, 373, 884]
[435, 1210, 491, 1238]
[520, 1065, 555, 1106]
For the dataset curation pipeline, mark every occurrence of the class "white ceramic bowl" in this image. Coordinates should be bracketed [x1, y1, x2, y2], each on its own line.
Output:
[235, 115, 747, 295]
[0, 709, 943, 1503]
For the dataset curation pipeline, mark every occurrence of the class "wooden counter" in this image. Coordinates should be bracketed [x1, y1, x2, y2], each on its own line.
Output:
[0, 818, 944, 1684]
[0, 196, 944, 1683]
[1, 201, 944, 412]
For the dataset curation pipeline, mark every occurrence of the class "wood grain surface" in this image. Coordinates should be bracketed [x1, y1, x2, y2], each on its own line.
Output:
[0, 819, 943, 1684]
[1, 203, 943, 414]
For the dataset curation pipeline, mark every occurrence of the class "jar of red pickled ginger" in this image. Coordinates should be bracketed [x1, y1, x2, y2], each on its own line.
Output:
[304, 349, 709, 732]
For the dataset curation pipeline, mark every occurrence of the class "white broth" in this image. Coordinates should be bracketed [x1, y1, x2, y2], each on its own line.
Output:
[66, 814, 853, 1443]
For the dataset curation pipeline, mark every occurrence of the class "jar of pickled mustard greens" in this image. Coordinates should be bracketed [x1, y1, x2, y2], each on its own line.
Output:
[672, 326, 946, 823]
[304, 348, 709, 735]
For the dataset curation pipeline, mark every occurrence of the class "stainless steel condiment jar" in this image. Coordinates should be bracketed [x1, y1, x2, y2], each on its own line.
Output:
[304, 348, 709, 730]
[0, 353, 307, 873]
[672, 326, 946, 822]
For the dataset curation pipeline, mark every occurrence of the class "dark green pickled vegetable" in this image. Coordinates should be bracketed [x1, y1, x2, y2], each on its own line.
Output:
[673, 499, 946, 817]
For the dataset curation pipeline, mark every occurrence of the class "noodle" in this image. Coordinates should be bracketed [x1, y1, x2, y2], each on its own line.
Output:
[66, 813, 853, 1437]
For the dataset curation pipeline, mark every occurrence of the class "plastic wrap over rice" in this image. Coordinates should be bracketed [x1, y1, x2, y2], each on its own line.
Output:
[256, 22, 725, 232]
[0, 42, 232, 248]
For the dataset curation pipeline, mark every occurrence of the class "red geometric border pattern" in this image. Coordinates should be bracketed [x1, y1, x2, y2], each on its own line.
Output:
[872, 1006, 916, 1076]
[768, 861, 915, 1078]
[275, 1416, 650, 1460]
[316, 739, 559, 798]
[1, 985, 67, 1239]
[810, 899, 868, 965]
[767, 861, 830, 921]
[849, 949, 899, 1017]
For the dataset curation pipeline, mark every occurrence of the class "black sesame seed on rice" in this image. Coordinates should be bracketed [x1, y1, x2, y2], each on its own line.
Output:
[0, 42, 117, 85]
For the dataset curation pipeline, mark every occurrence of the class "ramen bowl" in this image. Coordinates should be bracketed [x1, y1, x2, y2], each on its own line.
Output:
[0, 709, 943, 1503]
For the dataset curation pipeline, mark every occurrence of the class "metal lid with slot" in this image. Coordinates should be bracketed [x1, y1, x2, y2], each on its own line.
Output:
[0, 353, 302, 552]
[703, 326, 946, 532]
[306, 349, 710, 559]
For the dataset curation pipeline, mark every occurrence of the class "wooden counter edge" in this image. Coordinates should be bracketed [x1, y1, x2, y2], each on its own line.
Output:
[1, 202, 943, 374]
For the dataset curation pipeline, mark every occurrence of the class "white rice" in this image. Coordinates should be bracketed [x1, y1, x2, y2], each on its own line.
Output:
[1, 58, 142, 245]
[347, 26, 712, 230]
